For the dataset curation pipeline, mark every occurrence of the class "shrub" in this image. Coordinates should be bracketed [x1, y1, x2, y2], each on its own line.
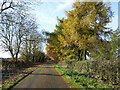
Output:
[73, 60, 120, 87]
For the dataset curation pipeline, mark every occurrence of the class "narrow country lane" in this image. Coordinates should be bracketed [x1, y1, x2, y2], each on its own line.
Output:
[12, 64, 69, 88]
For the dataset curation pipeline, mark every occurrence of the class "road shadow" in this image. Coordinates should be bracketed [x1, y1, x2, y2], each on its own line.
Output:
[40, 67, 53, 69]
[32, 73, 63, 76]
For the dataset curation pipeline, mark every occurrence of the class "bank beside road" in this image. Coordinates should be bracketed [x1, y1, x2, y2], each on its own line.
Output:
[54, 65, 112, 88]
[2, 63, 42, 89]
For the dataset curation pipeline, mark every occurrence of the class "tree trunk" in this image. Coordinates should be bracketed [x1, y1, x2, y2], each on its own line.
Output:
[15, 46, 20, 62]
[9, 50, 15, 61]
[33, 56, 34, 63]
[15, 53, 18, 62]
[39, 57, 41, 62]
[78, 49, 81, 61]
[11, 53, 15, 61]
[78, 49, 83, 61]
[84, 50, 87, 60]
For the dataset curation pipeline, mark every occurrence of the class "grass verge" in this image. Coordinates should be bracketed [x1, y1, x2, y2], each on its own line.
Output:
[54, 65, 112, 88]
[2, 64, 41, 90]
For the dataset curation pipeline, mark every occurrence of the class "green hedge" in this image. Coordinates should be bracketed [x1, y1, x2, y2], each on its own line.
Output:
[54, 65, 111, 88]
[66, 60, 120, 88]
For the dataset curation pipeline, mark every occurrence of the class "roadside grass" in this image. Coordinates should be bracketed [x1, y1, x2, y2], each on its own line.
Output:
[0, 84, 2, 90]
[54, 65, 112, 88]
[2, 64, 41, 90]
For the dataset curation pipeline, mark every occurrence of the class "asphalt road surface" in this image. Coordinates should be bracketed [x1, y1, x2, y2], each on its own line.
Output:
[13, 64, 69, 88]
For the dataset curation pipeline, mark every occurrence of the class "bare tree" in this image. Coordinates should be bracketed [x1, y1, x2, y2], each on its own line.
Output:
[20, 19, 39, 62]
[21, 26, 43, 62]
[0, 1, 33, 62]
[0, 12, 15, 60]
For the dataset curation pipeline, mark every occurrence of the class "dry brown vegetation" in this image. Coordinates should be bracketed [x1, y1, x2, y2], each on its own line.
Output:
[2, 59, 44, 85]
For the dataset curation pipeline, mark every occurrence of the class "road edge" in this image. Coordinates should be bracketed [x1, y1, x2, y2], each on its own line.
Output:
[2, 64, 42, 90]
[53, 65, 72, 88]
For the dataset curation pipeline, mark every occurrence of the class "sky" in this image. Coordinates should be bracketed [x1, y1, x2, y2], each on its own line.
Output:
[30, 0, 119, 33]
[0, 0, 119, 58]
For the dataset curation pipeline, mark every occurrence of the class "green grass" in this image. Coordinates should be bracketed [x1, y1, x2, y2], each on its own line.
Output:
[0, 84, 2, 90]
[2, 65, 41, 90]
[2, 76, 24, 89]
[54, 65, 112, 88]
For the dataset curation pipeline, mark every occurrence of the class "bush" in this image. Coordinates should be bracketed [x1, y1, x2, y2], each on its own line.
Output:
[73, 60, 120, 87]
[54, 65, 111, 88]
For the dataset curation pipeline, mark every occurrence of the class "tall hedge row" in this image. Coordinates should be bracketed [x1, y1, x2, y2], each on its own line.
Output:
[70, 60, 120, 87]
[58, 60, 120, 88]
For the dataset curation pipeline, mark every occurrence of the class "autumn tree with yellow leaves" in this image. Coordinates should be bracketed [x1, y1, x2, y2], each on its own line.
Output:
[58, 1, 113, 60]
[46, 0, 117, 62]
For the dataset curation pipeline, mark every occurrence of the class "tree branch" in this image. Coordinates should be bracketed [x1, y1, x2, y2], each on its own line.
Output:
[0, 0, 14, 14]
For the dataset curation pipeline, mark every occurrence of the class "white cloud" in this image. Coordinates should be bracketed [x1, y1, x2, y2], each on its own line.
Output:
[35, 11, 56, 24]
[109, 15, 118, 31]
[41, 0, 74, 2]
[56, 0, 74, 11]
[0, 51, 11, 58]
